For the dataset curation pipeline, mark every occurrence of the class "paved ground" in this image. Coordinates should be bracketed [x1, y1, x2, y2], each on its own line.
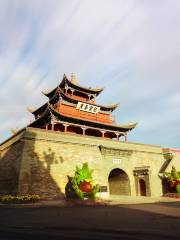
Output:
[0, 197, 179, 240]
[108, 195, 180, 205]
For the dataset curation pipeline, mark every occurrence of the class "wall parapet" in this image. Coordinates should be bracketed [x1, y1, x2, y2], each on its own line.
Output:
[23, 127, 163, 154]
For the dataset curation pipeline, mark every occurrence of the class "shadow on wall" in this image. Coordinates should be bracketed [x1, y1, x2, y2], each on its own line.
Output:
[0, 130, 65, 200]
[159, 159, 173, 195]
[0, 141, 24, 195]
[108, 168, 131, 196]
[159, 159, 171, 174]
[43, 148, 58, 172]
[24, 151, 63, 199]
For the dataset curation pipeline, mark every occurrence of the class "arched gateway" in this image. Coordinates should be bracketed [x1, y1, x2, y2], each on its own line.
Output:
[108, 168, 131, 195]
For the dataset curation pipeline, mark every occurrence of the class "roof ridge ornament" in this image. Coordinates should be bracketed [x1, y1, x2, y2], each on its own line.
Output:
[27, 107, 36, 113]
[41, 89, 52, 95]
[47, 101, 51, 107]
[10, 128, 20, 134]
[71, 72, 78, 85]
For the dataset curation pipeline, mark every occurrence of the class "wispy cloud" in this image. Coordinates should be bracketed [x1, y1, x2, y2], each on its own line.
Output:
[0, 0, 180, 148]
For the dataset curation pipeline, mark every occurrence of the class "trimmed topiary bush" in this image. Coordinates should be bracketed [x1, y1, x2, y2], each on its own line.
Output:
[165, 166, 180, 193]
[65, 162, 100, 200]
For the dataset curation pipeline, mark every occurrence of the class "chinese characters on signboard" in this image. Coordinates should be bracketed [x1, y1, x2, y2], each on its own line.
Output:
[99, 186, 108, 192]
[112, 159, 122, 164]
[76, 102, 100, 114]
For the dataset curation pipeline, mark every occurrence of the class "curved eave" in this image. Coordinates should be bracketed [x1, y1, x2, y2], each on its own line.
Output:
[27, 107, 37, 113]
[43, 74, 104, 98]
[31, 88, 119, 116]
[59, 90, 118, 112]
[101, 103, 119, 111]
[29, 103, 48, 116]
[29, 105, 137, 132]
[63, 76, 104, 95]
[48, 104, 137, 132]
[30, 90, 60, 115]
[41, 75, 66, 98]
[42, 88, 57, 99]
[29, 104, 137, 132]
[116, 122, 138, 130]
[28, 107, 51, 128]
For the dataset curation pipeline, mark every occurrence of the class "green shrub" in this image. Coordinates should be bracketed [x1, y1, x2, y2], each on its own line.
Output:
[171, 166, 179, 180]
[176, 184, 180, 194]
[165, 166, 180, 182]
[0, 194, 40, 203]
[65, 162, 100, 200]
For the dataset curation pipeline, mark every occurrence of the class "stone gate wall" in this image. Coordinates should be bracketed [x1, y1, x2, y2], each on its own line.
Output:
[0, 127, 180, 198]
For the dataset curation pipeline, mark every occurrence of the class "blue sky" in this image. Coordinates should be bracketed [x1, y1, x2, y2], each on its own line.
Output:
[0, 0, 180, 148]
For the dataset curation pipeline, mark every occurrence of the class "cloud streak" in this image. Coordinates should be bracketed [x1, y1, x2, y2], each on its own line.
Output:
[0, 0, 180, 148]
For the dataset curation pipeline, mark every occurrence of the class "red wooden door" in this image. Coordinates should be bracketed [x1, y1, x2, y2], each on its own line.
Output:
[139, 179, 146, 196]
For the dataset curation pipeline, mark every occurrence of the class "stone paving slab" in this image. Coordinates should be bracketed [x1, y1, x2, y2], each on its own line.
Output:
[107, 195, 180, 204]
[0, 196, 180, 208]
[0, 201, 179, 240]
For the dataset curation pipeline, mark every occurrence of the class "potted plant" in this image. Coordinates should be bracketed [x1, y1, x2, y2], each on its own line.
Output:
[165, 166, 180, 194]
[65, 162, 100, 200]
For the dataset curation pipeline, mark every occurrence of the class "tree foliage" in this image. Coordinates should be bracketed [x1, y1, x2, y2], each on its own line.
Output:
[165, 166, 180, 181]
[165, 166, 180, 193]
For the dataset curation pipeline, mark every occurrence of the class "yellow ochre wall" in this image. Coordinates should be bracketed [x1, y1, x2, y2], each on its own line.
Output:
[0, 127, 179, 199]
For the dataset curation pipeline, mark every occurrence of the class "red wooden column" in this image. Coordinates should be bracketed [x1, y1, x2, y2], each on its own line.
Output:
[101, 130, 106, 138]
[88, 94, 91, 102]
[115, 132, 120, 141]
[71, 89, 74, 97]
[63, 124, 69, 133]
[125, 133, 128, 142]
[81, 127, 87, 136]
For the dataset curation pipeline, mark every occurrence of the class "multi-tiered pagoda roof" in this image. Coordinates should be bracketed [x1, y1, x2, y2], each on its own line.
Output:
[27, 73, 137, 141]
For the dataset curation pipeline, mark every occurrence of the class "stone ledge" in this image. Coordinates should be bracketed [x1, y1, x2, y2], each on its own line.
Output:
[1, 127, 163, 155]
[27, 127, 162, 147]
[23, 127, 163, 154]
[0, 129, 26, 151]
